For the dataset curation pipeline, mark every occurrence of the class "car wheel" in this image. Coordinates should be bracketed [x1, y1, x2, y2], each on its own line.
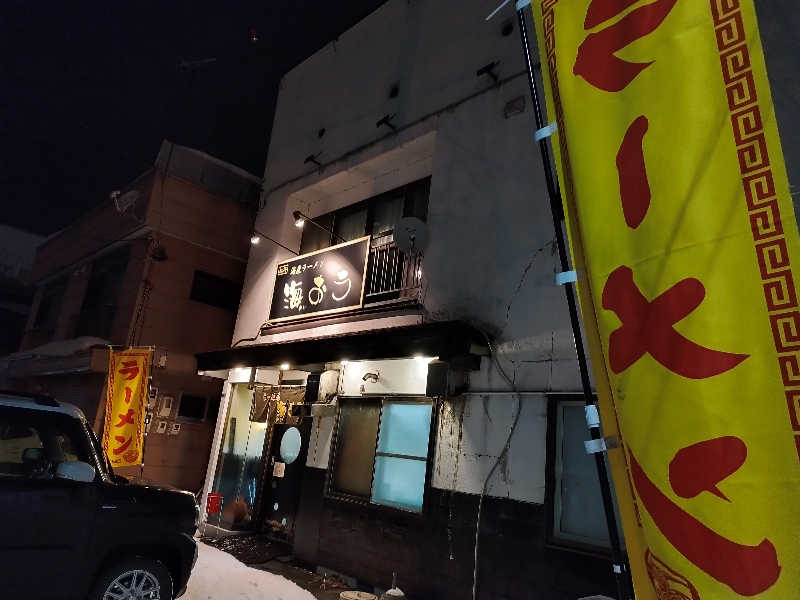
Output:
[89, 557, 173, 600]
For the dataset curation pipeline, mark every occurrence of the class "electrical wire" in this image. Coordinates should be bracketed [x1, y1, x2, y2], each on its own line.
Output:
[471, 329, 522, 600]
[232, 322, 267, 347]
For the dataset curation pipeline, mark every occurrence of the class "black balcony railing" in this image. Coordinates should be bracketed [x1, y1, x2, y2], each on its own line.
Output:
[364, 238, 423, 304]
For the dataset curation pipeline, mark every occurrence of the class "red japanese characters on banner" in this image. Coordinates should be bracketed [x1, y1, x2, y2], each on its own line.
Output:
[102, 348, 151, 467]
[533, 0, 800, 598]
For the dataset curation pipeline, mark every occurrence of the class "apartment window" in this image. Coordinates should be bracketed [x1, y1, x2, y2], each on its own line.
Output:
[33, 277, 67, 329]
[548, 397, 624, 552]
[190, 271, 242, 311]
[329, 397, 432, 513]
[299, 177, 431, 254]
[177, 394, 208, 420]
[76, 245, 131, 339]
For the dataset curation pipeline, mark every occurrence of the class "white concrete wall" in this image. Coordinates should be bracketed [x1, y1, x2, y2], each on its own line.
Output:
[433, 393, 548, 503]
[339, 357, 431, 397]
[228, 0, 581, 502]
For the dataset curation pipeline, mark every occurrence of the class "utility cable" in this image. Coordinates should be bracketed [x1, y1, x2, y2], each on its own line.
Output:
[471, 329, 522, 600]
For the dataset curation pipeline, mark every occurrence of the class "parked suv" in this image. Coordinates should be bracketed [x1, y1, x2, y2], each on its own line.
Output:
[0, 392, 198, 599]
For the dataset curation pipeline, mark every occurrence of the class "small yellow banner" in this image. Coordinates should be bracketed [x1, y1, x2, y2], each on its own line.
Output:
[102, 348, 151, 467]
[531, 1, 799, 598]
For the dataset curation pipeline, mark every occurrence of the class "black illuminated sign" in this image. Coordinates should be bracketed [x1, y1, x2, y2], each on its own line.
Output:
[268, 236, 370, 323]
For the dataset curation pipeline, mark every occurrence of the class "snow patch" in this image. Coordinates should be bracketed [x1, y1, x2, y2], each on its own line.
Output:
[184, 542, 315, 600]
[186, 542, 314, 600]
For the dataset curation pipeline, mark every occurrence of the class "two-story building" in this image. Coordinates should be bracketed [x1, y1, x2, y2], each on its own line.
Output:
[1, 140, 260, 492]
[194, 2, 621, 598]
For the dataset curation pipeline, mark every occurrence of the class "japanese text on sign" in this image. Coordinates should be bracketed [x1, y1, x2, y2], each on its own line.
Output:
[532, 0, 799, 598]
[268, 236, 370, 323]
[102, 348, 151, 467]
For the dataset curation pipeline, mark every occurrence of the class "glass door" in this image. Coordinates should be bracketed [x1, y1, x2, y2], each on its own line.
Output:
[209, 384, 269, 530]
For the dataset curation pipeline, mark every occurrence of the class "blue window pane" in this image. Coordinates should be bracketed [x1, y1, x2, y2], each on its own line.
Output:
[371, 456, 426, 512]
[377, 402, 432, 458]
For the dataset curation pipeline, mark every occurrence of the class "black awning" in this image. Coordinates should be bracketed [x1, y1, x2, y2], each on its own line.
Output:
[195, 321, 486, 371]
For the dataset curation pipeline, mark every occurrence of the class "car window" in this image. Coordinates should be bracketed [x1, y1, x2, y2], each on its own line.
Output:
[0, 424, 44, 476]
[0, 407, 91, 479]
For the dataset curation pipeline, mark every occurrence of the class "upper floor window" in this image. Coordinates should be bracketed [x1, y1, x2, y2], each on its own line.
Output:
[33, 277, 67, 330]
[190, 270, 242, 312]
[299, 177, 431, 255]
[75, 245, 131, 339]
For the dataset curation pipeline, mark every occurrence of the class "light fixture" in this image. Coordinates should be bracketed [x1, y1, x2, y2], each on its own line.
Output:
[340, 359, 349, 365]
[249, 228, 298, 255]
[280, 363, 290, 371]
[292, 210, 345, 243]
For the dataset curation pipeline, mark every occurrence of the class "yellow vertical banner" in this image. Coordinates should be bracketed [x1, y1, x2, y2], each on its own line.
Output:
[531, 1, 799, 598]
[102, 348, 151, 468]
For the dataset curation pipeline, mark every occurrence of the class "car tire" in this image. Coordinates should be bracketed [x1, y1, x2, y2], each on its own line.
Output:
[89, 557, 173, 600]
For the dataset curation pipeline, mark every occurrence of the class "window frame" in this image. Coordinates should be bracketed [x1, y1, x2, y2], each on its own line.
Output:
[176, 392, 210, 422]
[545, 394, 626, 558]
[189, 270, 243, 312]
[325, 395, 435, 515]
[298, 177, 431, 254]
[33, 276, 68, 330]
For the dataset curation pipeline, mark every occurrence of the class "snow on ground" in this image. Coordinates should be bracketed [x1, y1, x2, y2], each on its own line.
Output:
[184, 542, 316, 600]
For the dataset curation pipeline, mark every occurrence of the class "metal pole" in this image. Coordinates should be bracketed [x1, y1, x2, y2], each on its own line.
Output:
[516, 8, 633, 599]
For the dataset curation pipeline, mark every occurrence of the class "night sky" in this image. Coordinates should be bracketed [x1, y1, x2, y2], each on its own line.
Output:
[1, 1, 384, 235]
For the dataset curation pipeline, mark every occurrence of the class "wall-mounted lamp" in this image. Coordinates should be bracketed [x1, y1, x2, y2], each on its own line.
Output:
[292, 210, 345, 243]
[249, 228, 299, 255]
[280, 363, 290, 371]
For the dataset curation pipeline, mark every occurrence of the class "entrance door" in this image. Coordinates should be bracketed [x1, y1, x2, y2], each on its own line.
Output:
[263, 420, 311, 542]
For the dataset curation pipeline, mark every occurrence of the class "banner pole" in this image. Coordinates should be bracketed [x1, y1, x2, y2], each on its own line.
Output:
[515, 7, 633, 599]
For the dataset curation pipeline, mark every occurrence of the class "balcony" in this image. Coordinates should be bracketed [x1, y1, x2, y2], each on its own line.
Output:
[364, 237, 423, 306]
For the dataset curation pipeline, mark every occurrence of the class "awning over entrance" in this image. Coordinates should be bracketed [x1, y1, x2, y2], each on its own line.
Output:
[195, 321, 486, 371]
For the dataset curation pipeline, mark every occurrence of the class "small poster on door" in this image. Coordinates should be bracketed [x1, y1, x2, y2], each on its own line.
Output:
[273, 461, 286, 478]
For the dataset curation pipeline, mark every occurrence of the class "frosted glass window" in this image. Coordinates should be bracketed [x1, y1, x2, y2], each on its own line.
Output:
[554, 401, 624, 549]
[372, 456, 427, 512]
[370, 401, 431, 513]
[376, 402, 431, 457]
[329, 397, 432, 513]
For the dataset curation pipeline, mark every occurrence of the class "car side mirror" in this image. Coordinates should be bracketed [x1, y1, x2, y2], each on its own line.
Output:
[55, 461, 96, 483]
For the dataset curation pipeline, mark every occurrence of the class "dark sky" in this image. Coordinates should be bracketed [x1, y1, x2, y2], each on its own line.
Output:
[1, 1, 384, 235]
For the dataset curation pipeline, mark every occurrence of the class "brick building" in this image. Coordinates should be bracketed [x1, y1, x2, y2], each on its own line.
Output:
[1, 140, 260, 491]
